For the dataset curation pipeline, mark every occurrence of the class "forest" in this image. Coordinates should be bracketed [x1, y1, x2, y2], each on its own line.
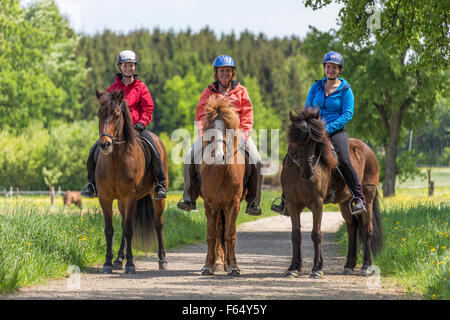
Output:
[1, 0, 448, 195]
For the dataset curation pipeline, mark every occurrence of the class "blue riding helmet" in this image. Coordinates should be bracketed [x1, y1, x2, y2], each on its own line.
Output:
[322, 51, 344, 67]
[117, 50, 138, 65]
[213, 55, 236, 68]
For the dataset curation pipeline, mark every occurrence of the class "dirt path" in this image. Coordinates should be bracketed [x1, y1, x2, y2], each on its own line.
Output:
[5, 212, 417, 300]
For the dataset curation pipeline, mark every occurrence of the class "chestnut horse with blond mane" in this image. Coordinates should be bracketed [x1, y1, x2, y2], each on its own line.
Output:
[282, 108, 382, 278]
[199, 95, 246, 276]
[95, 90, 169, 274]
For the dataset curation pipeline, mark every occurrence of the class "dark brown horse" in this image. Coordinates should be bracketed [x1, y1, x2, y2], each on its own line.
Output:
[200, 95, 246, 276]
[63, 191, 82, 208]
[282, 108, 382, 278]
[95, 90, 169, 274]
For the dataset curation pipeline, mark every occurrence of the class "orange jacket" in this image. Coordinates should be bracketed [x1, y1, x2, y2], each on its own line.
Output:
[195, 81, 253, 140]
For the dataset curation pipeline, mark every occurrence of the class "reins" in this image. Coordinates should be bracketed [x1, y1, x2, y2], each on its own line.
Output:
[288, 149, 322, 172]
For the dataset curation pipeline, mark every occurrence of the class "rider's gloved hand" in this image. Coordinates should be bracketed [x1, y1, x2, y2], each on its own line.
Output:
[134, 122, 145, 133]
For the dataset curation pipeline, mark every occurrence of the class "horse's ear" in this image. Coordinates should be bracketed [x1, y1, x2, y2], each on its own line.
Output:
[314, 109, 320, 119]
[96, 90, 106, 100]
[289, 110, 297, 123]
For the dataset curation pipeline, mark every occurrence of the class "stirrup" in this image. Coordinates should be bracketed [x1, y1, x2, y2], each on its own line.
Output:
[154, 183, 167, 200]
[177, 199, 197, 212]
[80, 182, 97, 198]
[271, 197, 288, 216]
[246, 200, 262, 216]
[349, 197, 366, 215]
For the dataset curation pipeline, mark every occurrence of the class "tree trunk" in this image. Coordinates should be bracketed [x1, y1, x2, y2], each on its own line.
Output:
[382, 111, 402, 197]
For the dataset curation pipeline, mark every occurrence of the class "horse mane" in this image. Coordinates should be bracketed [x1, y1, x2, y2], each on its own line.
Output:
[98, 90, 138, 146]
[288, 108, 337, 169]
[203, 95, 240, 132]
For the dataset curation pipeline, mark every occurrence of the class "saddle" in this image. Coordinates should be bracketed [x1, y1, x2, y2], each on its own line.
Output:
[323, 146, 350, 204]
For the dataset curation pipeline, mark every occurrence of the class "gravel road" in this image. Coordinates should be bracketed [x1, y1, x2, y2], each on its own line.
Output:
[5, 212, 417, 300]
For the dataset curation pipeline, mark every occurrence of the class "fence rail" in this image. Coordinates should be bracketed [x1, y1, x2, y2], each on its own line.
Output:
[1, 187, 67, 197]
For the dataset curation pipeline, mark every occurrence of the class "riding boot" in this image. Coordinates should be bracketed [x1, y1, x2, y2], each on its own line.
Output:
[141, 130, 167, 200]
[177, 161, 198, 211]
[245, 161, 262, 216]
[81, 142, 98, 198]
[338, 162, 366, 215]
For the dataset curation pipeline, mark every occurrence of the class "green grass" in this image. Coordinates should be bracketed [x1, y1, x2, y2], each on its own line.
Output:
[0, 190, 284, 294]
[397, 167, 450, 188]
[336, 201, 450, 300]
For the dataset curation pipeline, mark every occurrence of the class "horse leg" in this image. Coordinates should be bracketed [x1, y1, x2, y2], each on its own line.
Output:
[215, 211, 226, 272]
[123, 197, 137, 274]
[225, 201, 240, 276]
[339, 202, 358, 274]
[202, 202, 217, 275]
[113, 203, 126, 270]
[360, 185, 376, 276]
[153, 198, 168, 270]
[309, 200, 324, 279]
[284, 202, 303, 278]
[99, 197, 114, 274]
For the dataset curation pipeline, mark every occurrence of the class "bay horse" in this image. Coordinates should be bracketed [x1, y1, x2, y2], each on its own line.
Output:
[63, 191, 82, 208]
[95, 90, 169, 274]
[200, 95, 246, 276]
[282, 108, 382, 278]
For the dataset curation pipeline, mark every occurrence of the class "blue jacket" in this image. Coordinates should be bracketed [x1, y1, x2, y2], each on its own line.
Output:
[304, 77, 354, 134]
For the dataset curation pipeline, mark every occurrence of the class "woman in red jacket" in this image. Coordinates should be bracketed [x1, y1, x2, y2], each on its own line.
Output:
[177, 55, 263, 216]
[81, 50, 167, 199]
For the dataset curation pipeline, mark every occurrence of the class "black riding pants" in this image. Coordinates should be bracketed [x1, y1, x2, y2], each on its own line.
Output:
[329, 128, 365, 201]
[86, 130, 166, 185]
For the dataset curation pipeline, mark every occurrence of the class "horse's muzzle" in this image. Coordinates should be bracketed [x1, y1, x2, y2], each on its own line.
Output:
[302, 169, 313, 180]
[99, 140, 113, 155]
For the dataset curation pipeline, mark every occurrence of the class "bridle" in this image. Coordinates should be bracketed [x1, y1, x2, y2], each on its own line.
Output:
[287, 148, 322, 173]
[99, 104, 127, 145]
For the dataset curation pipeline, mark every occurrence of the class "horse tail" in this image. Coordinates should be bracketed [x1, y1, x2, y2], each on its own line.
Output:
[355, 190, 383, 257]
[132, 194, 157, 251]
[370, 190, 383, 256]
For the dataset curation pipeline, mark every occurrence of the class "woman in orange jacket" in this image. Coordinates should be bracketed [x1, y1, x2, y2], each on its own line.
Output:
[177, 55, 263, 216]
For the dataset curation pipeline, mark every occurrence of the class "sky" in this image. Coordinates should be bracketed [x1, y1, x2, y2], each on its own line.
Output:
[22, 0, 343, 39]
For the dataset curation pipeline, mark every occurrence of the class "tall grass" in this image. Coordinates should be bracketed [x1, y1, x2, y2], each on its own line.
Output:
[336, 198, 449, 300]
[0, 190, 283, 294]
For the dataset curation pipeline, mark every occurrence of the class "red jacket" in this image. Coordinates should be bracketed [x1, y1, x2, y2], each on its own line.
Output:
[195, 81, 253, 140]
[107, 75, 154, 126]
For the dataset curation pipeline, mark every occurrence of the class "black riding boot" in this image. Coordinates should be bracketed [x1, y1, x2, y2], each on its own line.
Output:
[177, 158, 200, 211]
[338, 163, 366, 215]
[245, 161, 263, 216]
[81, 142, 98, 198]
[271, 155, 288, 215]
[140, 130, 167, 200]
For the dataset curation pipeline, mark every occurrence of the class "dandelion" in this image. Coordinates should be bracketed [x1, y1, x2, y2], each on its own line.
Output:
[401, 238, 406, 241]
[442, 246, 447, 250]
[431, 294, 436, 300]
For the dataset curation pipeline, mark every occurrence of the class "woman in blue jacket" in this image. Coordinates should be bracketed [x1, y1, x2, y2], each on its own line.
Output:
[272, 51, 366, 215]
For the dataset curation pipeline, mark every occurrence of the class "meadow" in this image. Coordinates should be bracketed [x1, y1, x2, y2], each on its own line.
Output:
[1, 173, 448, 298]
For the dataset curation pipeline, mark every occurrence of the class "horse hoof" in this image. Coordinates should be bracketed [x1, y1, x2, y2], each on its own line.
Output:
[227, 267, 240, 276]
[201, 266, 214, 276]
[113, 261, 123, 270]
[125, 265, 136, 274]
[159, 262, 168, 270]
[360, 268, 374, 277]
[102, 265, 113, 274]
[284, 270, 299, 278]
[342, 267, 354, 275]
[309, 270, 324, 279]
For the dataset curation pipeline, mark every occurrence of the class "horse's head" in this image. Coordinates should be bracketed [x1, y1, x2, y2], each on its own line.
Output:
[96, 90, 134, 155]
[202, 95, 241, 165]
[287, 108, 329, 179]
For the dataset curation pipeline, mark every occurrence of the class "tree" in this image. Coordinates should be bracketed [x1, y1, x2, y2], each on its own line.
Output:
[0, 0, 88, 131]
[301, 27, 447, 196]
[304, 0, 450, 70]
